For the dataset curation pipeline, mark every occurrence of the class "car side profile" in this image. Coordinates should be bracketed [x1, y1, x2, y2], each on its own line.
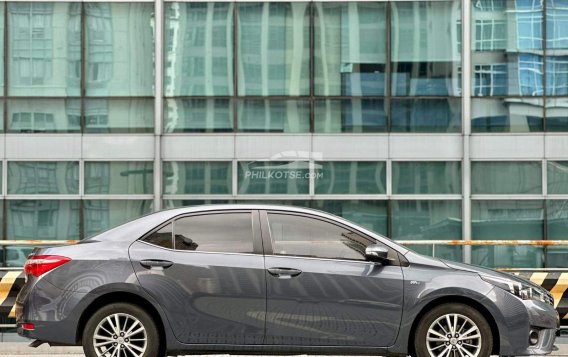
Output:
[16, 205, 558, 357]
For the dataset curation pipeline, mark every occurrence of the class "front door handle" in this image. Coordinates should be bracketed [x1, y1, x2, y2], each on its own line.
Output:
[267, 267, 302, 278]
[140, 259, 174, 269]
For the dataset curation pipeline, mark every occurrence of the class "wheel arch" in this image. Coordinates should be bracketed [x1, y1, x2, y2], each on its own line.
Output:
[76, 291, 167, 353]
[407, 296, 500, 356]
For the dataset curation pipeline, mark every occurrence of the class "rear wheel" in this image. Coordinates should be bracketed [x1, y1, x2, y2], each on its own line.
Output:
[82, 302, 162, 357]
[414, 303, 492, 357]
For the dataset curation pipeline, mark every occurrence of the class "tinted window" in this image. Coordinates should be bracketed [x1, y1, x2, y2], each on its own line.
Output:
[267, 213, 378, 261]
[143, 223, 173, 249]
[173, 213, 254, 253]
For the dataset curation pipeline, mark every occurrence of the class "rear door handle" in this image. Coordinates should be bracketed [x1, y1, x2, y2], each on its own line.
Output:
[267, 267, 302, 278]
[140, 259, 174, 269]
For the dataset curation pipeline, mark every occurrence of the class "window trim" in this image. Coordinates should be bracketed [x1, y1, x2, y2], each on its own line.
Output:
[139, 209, 263, 255]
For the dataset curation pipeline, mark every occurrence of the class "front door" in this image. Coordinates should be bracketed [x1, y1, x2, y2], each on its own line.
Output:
[129, 210, 266, 345]
[262, 211, 404, 347]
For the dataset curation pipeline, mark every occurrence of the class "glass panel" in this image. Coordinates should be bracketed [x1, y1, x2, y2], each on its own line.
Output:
[8, 99, 80, 133]
[8, 162, 79, 194]
[5, 246, 34, 268]
[143, 223, 172, 249]
[546, 200, 568, 267]
[547, 161, 568, 194]
[237, 99, 309, 133]
[315, 162, 386, 194]
[8, 3, 80, 96]
[471, 161, 542, 194]
[391, 200, 462, 261]
[472, 98, 543, 132]
[85, 3, 154, 96]
[237, 2, 309, 96]
[268, 213, 382, 261]
[237, 161, 309, 194]
[392, 162, 461, 194]
[7, 200, 80, 240]
[390, 98, 461, 133]
[311, 200, 387, 235]
[164, 99, 232, 133]
[84, 99, 154, 133]
[163, 199, 233, 209]
[314, 99, 387, 133]
[163, 161, 232, 195]
[314, 2, 386, 96]
[164, 2, 233, 96]
[85, 162, 153, 195]
[471, 200, 544, 268]
[84, 200, 152, 238]
[0, 5, 5, 94]
[391, 1, 461, 96]
[472, 0, 544, 96]
[173, 213, 253, 253]
[545, 98, 568, 131]
[546, 0, 568, 95]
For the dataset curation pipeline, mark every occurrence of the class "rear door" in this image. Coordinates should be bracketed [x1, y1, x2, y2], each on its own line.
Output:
[129, 210, 266, 345]
[262, 211, 404, 347]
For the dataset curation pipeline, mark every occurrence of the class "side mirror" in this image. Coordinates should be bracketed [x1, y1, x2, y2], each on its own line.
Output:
[365, 244, 390, 264]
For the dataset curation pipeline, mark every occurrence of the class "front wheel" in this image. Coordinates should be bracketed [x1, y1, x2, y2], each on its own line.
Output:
[82, 302, 162, 357]
[414, 303, 493, 357]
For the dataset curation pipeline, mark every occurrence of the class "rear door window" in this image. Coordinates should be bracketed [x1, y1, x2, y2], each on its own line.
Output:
[173, 213, 254, 254]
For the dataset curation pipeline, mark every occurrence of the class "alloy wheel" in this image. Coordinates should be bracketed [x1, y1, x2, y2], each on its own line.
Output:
[426, 313, 482, 357]
[92, 313, 148, 357]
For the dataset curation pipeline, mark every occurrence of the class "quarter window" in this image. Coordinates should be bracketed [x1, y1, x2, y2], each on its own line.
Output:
[267, 213, 378, 261]
[173, 213, 254, 253]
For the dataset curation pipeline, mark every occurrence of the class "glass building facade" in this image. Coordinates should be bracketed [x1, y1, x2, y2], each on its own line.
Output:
[0, 0, 567, 270]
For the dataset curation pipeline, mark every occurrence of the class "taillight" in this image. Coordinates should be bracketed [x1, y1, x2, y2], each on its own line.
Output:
[24, 255, 71, 277]
[21, 323, 35, 331]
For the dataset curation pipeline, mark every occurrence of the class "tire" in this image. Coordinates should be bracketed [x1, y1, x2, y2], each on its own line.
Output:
[82, 302, 162, 357]
[414, 303, 493, 357]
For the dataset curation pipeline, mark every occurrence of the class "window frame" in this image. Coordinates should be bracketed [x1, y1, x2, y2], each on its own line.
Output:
[139, 209, 263, 255]
[259, 209, 402, 265]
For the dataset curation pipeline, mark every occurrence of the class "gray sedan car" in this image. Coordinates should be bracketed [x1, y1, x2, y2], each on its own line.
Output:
[16, 205, 558, 357]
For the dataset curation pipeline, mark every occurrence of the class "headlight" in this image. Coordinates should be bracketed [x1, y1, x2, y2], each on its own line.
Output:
[480, 275, 548, 303]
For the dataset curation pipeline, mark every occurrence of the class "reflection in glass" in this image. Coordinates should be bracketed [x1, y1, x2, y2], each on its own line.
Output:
[311, 200, 387, 235]
[471, 200, 544, 268]
[84, 99, 153, 133]
[238, 161, 309, 194]
[546, 56, 568, 95]
[314, 99, 386, 133]
[8, 2, 79, 96]
[391, 200, 462, 261]
[546, 199, 568, 267]
[8, 162, 79, 194]
[85, 3, 154, 96]
[392, 162, 461, 194]
[546, 98, 568, 131]
[237, 99, 310, 133]
[471, 161, 542, 194]
[391, 98, 461, 132]
[163, 161, 232, 195]
[315, 162, 386, 194]
[472, 98, 543, 132]
[85, 162, 153, 194]
[7, 200, 80, 240]
[547, 161, 568, 194]
[546, 0, 568, 97]
[8, 99, 80, 133]
[163, 199, 233, 209]
[5, 246, 34, 267]
[164, 99, 232, 133]
[391, 2, 461, 96]
[84, 200, 152, 238]
[237, 2, 309, 95]
[472, 0, 544, 96]
[164, 2, 233, 96]
[314, 2, 386, 96]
